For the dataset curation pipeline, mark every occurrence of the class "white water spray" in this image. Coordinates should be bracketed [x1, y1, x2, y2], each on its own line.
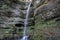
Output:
[22, 0, 32, 40]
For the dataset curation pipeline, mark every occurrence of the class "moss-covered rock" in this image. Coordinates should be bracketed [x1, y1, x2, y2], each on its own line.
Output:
[34, 0, 60, 40]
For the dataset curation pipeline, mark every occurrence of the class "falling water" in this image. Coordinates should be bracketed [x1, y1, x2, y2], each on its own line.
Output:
[22, 0, 32, 40]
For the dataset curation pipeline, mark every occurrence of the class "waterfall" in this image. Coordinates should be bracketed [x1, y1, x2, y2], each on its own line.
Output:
[22, 0, 32, 40]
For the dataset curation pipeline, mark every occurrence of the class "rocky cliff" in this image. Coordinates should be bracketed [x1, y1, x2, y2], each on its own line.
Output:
[0, 0, 60, 40]
[0, 0, 34, 39]
[34, 0, 60, 40]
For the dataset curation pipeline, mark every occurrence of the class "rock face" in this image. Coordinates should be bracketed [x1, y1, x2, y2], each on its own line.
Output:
[0, 0, 34, 39]
[0, 0, 60, 40]
[35, 0, 60, 21]
[34, 0, 60, 40]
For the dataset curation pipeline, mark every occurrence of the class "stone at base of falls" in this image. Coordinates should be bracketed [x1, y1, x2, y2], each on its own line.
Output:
[1, 36, 23, 40]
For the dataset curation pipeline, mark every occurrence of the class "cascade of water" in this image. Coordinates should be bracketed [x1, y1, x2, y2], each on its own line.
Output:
[22, 0, 32, 40]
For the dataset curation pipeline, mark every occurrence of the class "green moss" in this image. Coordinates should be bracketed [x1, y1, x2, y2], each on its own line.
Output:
[35, 18, 60, 40]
